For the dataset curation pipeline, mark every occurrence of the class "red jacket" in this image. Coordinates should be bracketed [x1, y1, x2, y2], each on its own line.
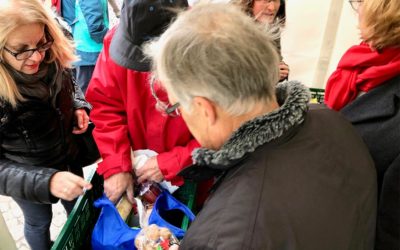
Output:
[86, 27, 199, 185]
[51, 0, 61, 14]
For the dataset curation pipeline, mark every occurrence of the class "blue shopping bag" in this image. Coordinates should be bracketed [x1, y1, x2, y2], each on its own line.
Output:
[91, 194, 140, 250]
[148, 190, 196, 239]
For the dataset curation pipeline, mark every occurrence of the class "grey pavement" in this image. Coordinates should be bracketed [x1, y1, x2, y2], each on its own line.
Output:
[0, 1, 122, 249]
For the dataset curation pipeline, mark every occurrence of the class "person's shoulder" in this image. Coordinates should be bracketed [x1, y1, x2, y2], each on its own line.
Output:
[372, 74, 400, 95]
[308, 103, 332, 112]
[304, 103, 375, 178]
[341, 74, 400, 119]
[307, 103, 347, 123]
[306, 103, 349, 127]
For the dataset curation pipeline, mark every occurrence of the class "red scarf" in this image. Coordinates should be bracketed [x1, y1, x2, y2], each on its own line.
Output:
[324, 43, 400, 111]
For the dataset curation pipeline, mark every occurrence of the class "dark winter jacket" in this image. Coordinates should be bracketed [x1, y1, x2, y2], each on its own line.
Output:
[0, 66, 90, 203]
[341, 75, 400, 250]
[180, 81, 377, 250]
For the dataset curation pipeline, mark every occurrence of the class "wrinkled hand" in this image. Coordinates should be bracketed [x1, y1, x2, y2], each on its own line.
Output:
[72, 109, 89, 134]
[50, 172, 92, 201]
[135, 156, 164, 184]
[104, 172, 135, 203]
[279, 61, 289, 81]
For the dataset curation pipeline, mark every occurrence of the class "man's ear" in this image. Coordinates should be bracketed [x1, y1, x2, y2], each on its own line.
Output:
[192, 96, 217, 126]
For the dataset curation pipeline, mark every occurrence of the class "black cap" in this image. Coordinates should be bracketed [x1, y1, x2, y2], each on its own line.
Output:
[110, 0, 188, 72]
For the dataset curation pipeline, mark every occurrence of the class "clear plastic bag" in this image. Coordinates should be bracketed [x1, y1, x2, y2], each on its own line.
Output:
[134, 224, 180, 250]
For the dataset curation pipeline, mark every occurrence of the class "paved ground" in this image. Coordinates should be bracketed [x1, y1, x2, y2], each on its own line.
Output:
[0, 192, 69, 250]
[0, 1, 122, 249]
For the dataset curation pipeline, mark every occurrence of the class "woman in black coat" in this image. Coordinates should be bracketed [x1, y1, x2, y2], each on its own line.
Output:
[325, 1, 400, 249]
[0, 0, 94, 249]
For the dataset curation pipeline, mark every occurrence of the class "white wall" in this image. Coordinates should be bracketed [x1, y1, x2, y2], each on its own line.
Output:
[282, 0, 361, 88]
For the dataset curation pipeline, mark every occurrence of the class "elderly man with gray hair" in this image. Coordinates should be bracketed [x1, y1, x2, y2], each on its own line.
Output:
[146, 2, 377, 249]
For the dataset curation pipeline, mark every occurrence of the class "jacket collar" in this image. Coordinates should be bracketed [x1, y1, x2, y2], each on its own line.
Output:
[341, 75, 400, 123]
[179, 81, 310, 180]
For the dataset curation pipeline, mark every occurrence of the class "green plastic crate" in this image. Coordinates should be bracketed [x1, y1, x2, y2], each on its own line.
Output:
[51, 169, 103, 250]
[309, 88, 325, 104]
[51, 170, 196, 250]
[177, 181, 197, 231]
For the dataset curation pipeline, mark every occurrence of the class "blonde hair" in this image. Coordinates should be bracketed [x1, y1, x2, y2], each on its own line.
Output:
[0, 0, 77, 107]
[362, 0, 400, 49]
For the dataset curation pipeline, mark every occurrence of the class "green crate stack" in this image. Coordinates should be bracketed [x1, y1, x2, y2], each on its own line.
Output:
[51, 169, 103, 250]
[309, 88, 325, 104]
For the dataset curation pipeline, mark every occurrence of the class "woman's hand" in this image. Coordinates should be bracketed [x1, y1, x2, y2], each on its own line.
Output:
[135, 156, 164, 184]
[49, 172, 92, 201]
[279, 61, 289, 81]
[73, 108, 89, 134]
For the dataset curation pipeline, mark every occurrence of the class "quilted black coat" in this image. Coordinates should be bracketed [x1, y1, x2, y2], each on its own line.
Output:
[0, 69, 90, 203]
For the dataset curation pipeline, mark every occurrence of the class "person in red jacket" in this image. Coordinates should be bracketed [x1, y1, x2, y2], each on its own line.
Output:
[86, 0, 197, 204]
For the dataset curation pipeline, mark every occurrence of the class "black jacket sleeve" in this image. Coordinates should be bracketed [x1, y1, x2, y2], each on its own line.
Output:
[0, 159, 59, 204]
[69, 70, 92, 111]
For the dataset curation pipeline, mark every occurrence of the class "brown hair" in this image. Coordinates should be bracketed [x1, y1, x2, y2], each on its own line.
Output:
[361, 0, 400, 49]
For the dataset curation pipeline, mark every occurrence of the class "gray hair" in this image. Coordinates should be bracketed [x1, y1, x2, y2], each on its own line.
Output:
[145, 2, 280, 115]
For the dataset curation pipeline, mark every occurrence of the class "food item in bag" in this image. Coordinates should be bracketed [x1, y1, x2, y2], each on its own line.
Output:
[145, 224, 160, 241]
[116, 194, 133, 221]
[159, 227, 171, 240]
[138, 182, 162, 205]
[134, 224, 179, 250]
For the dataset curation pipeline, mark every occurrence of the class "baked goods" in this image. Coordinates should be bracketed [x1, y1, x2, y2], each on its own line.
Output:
[134, 224, 179, 250]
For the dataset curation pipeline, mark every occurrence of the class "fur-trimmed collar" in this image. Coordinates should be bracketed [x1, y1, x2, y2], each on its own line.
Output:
[191, 81, 310, 170]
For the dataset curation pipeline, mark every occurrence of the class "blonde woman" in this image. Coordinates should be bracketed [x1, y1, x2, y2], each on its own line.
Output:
[0, 0, 93, 249]
[325, 1, 400, 249]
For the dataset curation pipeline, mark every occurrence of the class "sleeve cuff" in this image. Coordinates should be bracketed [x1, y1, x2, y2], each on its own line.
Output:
[96, 154, 132, 179]
[157, 153, 184, 186]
